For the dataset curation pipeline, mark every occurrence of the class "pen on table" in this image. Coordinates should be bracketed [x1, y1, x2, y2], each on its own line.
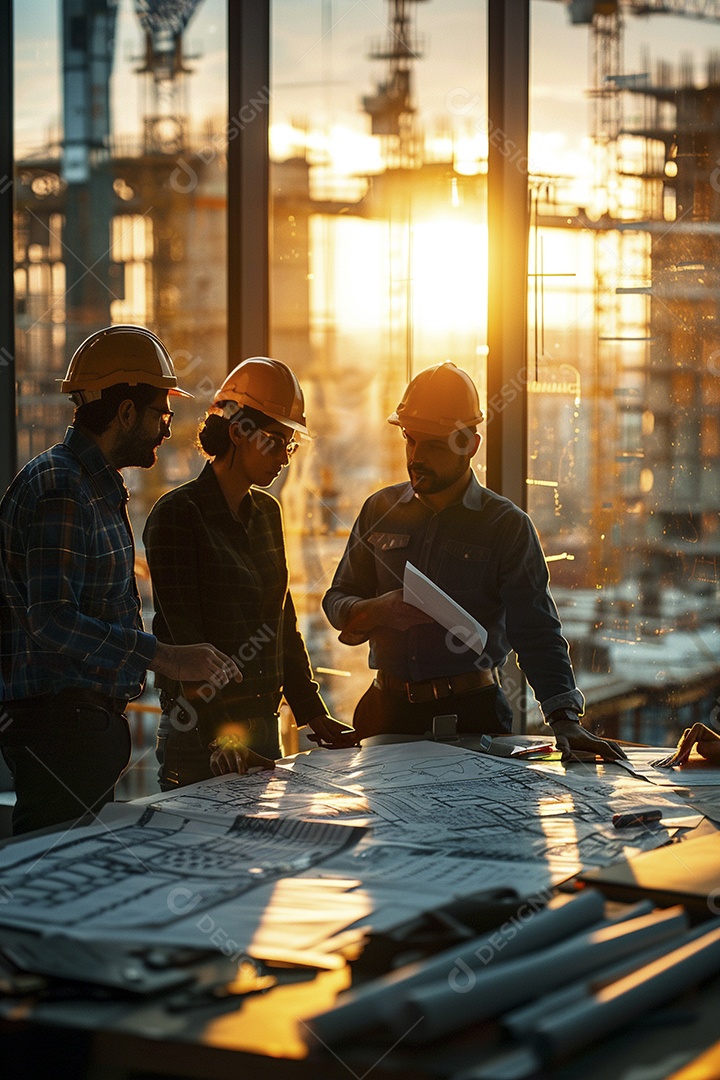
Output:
[612, 809, 663, 829]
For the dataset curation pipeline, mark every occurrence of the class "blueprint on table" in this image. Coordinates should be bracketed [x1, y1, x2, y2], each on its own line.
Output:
[145, 741, 692, 872]
[0, 741, 700, 954]
[0, 808, 364, 940]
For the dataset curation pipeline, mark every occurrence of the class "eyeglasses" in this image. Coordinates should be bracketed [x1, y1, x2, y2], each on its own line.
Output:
[145, 406, 174, 428]
[255, 428, 300, 457]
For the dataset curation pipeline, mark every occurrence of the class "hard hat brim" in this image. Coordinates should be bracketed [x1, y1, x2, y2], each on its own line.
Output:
[58, 377, 193, 399]
[387, 412, 481, 436]
[212, 401, 311, 438]
[259, 409, 311, 438]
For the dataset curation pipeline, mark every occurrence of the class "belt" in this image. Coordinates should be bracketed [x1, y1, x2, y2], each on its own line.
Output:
[374, 668, 496, 703]
[159, 691, 279, 724]
[3, 689, 129, 715]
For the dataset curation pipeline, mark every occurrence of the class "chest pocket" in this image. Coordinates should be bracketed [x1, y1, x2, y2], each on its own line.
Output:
[443, 539, 492, 562]
[368, 532, 411, 552]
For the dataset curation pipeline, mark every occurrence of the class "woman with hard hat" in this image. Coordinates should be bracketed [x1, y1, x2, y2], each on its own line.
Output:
[143, 357, 356, 789]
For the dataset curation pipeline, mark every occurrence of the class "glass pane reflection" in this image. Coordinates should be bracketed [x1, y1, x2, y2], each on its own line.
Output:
[530, 2, 720, 743]
[270, 0, 488, 720]
[14, 0, 227, 530]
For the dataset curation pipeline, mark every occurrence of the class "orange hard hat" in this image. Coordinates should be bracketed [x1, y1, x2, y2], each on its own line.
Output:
[210, 357, 309, 436]
[388, 361, 484, 436]
[60, 325, 192, 403]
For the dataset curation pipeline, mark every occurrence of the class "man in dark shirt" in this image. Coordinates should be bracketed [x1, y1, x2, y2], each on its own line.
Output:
[323, 362, 625, 760]
[0, 326, 240, 834]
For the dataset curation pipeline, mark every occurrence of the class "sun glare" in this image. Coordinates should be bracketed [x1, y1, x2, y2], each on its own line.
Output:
[411, 218, 488, 333]
[308, 214, 487, 338]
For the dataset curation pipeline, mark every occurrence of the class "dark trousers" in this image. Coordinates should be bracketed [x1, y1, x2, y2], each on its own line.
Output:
[156, 713, 282, 791]
[0, 691, 131, 836]
[352, 681, 514, 740]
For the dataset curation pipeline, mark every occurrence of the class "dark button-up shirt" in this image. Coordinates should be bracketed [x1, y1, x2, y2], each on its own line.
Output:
[143, 462, 327, 728]
[322, 472, 584, 718]
[0, 426, 157, 701]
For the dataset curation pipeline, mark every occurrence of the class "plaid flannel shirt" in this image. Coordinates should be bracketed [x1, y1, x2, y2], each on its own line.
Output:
[143, 462, 327, 730]
[0, 426, 157, 702]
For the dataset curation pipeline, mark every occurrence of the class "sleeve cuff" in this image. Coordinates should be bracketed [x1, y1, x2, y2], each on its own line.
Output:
[541, 688, 585, 720]
[546, 709, 581, 727]
[325, 594, 365, 630]
[287, 693, 330, 728]
[134, 631, 158, 667]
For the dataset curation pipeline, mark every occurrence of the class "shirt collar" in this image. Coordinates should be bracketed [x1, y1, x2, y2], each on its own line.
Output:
[195, 460, 259, 523]
[64, 426, 128, 510]
[398, 469, 486, 510]
[461, 470, 486, 510]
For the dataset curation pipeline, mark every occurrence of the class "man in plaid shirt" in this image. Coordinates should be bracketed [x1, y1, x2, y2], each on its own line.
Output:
[0, 326, 240, 834]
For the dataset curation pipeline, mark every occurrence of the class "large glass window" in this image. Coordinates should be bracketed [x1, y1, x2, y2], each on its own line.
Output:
[270, 0, 488, 719]
[14, 0, 227, 527]
[13, 1, 718, 748]
[530, 1, 720, 740]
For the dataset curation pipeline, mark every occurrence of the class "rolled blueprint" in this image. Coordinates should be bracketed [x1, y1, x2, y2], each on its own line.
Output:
[306, 889, 605, 1044]
[531, 921, 720, 1062]
[503, 908, 717, 1040]
[390, 905, 688, 1042]
[496, 898, 660, 1035]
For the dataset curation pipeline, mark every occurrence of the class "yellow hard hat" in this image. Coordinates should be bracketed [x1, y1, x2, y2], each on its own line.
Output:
[210, 357, 310, 437]
[60, 325, 192, 404]
[388, 361, 484, 436]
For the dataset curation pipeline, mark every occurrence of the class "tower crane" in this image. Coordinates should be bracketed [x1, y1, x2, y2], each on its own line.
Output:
[363, 0, 428, 169]
[567, 0, 720, 21]
[133, 0, 203, 154]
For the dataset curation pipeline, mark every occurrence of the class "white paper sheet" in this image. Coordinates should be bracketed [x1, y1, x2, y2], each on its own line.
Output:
[617, 748, 720, 788]
[139, 768, 375, 826]
[303, 837, 575, 896]
[0, 739, 710, 968]
[287, 740, 511, 793]
[0, 806, 364, 942]
[403, 561, 488, 655]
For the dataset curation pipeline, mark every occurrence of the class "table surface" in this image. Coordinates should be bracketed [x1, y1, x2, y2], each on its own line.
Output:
[2, 740, 720, 1080]
[5, 952, 720, 1080]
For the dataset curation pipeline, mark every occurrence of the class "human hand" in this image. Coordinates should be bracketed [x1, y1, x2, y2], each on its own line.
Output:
[550, 718, 628, 763]
[338, 628, 371, 645]
[305, 714, 361, 748]
[653, 723, 720, 768]
[339, 590, 435, 643]
[209, 737, 276, 776]
[152, 642, 242, 685]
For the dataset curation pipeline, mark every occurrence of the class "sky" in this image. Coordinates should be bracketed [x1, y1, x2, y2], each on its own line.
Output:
[13, 0, 720, 176]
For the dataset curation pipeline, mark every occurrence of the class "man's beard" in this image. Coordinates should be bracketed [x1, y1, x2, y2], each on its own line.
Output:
[112, 425, 162, 469]
[408, 457, 469, 495]
[408, 466, 442, 493]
